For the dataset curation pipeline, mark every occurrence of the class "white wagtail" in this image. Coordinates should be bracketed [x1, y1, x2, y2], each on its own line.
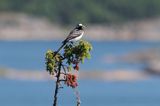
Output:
[62, 23, 85, 44]
[55, 24, 85, 54]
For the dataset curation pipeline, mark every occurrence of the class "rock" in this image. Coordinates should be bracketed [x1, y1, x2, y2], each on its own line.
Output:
[145, 61, 160, 75]
[1, 12, 160, 41]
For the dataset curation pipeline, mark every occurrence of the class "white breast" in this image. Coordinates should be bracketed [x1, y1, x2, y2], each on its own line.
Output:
[70, 32, 84, 42]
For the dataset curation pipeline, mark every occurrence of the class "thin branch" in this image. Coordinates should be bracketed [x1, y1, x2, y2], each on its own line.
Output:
[60, 72, 66, 75]
[59, 79, 66, 82]
[77, 102, 81, 106]
[59, 86, 64, 89]
[62, 64, 67, 74]
[53, 43, 66, 106]
[53, 62, 62, 106]
[73, 88, 81, 106]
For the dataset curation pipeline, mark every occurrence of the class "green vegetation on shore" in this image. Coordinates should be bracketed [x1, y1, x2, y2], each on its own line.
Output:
[0, 0, 160, 25]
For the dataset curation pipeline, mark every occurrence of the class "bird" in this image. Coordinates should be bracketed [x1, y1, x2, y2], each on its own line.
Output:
[62, 23, 85, 44]
[54, 24, 85, 56]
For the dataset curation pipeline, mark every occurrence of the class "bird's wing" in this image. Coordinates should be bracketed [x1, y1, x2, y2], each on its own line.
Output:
[63, 29, 83, 43]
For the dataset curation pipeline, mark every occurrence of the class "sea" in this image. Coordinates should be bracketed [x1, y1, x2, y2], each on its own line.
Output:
[0, 41, 160, 106]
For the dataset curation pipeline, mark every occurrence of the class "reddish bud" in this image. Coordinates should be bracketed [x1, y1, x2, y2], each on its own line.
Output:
[74, 64, 79, 71]
[65, 74, 78, 88]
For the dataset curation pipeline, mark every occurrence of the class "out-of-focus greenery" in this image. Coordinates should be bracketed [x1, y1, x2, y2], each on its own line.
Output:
[0, 0, 160, 24]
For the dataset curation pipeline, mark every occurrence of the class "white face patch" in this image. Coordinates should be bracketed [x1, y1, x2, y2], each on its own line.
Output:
[78, 24, 83, 26]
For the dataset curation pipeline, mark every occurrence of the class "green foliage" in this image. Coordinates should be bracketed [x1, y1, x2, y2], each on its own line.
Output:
[64, 40, 92, 64]
[45, 39, 92, 105]
[45, 50, 55, 75]
[45, 49, 62, 75]
[45, 40, 92, 74]
[3, 0, 160, 24]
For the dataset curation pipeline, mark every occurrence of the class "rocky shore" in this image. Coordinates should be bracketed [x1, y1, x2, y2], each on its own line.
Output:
[0, 13, 160, 41]
[0, 68, 149, 81]
[104, 48, 160, 75]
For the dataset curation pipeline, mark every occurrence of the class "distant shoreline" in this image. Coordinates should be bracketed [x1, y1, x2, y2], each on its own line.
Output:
[0, 69, 149, 81]
[0, 13, 160, 41]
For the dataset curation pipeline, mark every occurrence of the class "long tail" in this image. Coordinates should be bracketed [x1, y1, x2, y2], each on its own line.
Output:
[53, 42, 66, 57]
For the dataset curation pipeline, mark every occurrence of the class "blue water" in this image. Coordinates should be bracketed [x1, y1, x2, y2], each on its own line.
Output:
[0, 41, 160, 70]
[0, 41, 160, 106]
[0, 79, 160, 106]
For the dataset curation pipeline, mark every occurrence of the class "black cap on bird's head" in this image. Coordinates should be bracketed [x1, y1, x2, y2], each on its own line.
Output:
[75, 23, 85, 30]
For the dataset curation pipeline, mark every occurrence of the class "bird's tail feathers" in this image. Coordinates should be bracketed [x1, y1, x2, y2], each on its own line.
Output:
[62, 39, 68, 44]
[53, 42, 66, 57]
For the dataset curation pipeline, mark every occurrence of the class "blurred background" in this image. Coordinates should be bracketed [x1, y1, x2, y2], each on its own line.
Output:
[0, 0, 160, 106]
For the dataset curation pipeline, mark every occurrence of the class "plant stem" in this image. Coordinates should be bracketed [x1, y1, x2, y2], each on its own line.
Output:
[53, 62, 62, 106]
[77, 102, 80, 106]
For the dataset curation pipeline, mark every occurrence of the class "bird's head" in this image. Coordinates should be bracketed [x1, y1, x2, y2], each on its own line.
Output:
[75, 23, 85, 30]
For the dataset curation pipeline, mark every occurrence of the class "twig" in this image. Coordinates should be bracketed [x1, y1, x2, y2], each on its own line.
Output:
[53, 62, 62, 106]
[74, 88, 81, 106]
[77, 102, 80, 106]
[52, 43, 66, 106]
[62, 64, 67, 74]
[59, 79, 66, 82]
